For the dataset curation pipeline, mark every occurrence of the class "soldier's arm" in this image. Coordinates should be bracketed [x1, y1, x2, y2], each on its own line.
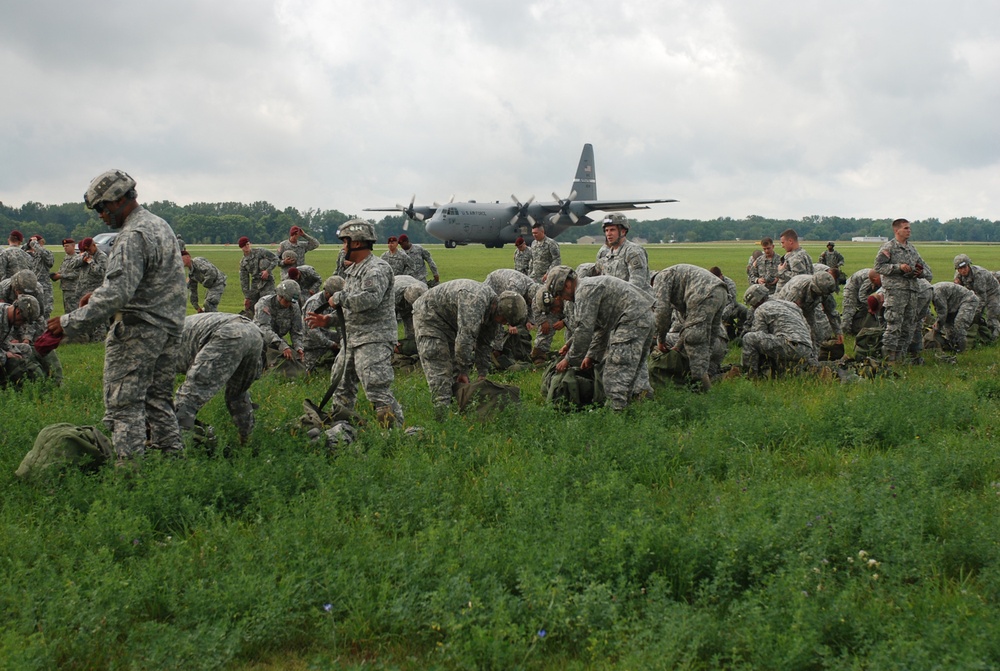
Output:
[453, 290, 484, 376]
[188, 276, 200, 308]
[873, 245, 896, 277]
[548, 240, 561, 270]
[290, 305, 305, 352]
[240, 261, 251, 296]
[565, 300, 596, 367]
[303, 232, 320, 252]
[60, 234, 142, 334]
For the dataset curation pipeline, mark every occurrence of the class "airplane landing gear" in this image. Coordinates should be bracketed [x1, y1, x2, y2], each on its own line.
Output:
[444, 240, 457, 249]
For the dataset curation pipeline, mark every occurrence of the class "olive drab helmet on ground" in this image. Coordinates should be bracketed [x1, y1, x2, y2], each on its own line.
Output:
[336, 219, 377, 242]
[84, 170, 136, 210]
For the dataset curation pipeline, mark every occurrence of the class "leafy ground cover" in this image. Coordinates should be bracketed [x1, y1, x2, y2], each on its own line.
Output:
[3, 241, 1000, 669]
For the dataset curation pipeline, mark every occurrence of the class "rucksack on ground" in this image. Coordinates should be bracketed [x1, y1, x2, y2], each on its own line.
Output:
[540, 360, 605, 409]
[16, 423, 114, 481]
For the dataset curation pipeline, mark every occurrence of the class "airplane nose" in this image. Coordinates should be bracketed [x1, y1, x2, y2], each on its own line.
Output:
[425, 218, 445, 241]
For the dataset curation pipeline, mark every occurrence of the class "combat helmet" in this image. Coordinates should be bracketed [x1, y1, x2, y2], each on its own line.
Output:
[602, 212, 629, 232]
[743, 284, 770, 308]
[336, 219, 377, 242]
[954, 254, 972, 270]
[10, 269, 38, 294]
[403, 283, 427, 305]
[811, 269, 836, 295]
[495, 291, 528, 326]
[14, 295, 40, 323]
[576, 262, 598, 278]
[322, 275, 345, 296]
[276, 279, 301, 302]
[544, 265, 576, 295]
[84, 170, 136, 209]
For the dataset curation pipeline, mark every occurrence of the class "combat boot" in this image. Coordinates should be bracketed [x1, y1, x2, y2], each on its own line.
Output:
[530, 347, 548, 365]
[375, 405, 398, 429]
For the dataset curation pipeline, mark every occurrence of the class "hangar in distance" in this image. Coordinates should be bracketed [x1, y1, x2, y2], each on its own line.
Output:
[364, 144, 677, 248]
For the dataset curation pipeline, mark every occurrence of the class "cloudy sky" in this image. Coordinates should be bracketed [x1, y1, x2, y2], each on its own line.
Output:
[2, 0, 999, 222]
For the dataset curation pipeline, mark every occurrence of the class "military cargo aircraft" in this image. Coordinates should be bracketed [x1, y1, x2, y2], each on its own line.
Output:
[364, 144, 676, 248]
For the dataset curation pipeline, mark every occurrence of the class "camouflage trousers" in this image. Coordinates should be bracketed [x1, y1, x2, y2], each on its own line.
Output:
[103, 321, 183, 458]
[174, 321, 263, 441]
[882, 288, 921, 357]
[38, 280, 54, 319]
[602, 319, 655, 410]
[303, 344, 339, 373]
[333, 341, 403, 427]
[61, 286, 79, 316]
[942, 304, 979, 352]
[201, 279, 226, 312]
[680, 286, 727, 378]
[741, 332, 817, 376]
[415, 334, 461, 407]
[241, 281, 276, 317]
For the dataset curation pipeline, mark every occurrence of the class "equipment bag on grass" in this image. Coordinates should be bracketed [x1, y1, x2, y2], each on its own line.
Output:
[647, 347, 692, 387]
[540, 360, 605, 409]
[16, 423, 114, 481]
[453, 378, 521, 420]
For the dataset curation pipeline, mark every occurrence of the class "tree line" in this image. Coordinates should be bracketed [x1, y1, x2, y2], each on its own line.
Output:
[1, 200, 998, 244]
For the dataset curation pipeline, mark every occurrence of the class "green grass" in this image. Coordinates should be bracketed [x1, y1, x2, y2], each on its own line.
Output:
[7, 241, 1000, 670]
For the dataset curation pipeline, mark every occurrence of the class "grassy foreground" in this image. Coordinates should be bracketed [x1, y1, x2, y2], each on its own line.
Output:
[3, 241, 1000, 669]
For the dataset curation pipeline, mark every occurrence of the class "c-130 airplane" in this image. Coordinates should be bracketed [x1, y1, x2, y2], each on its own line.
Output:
[364, 144, 676, 248]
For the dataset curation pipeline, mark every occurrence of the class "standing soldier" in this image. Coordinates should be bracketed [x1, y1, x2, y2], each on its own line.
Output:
[381, 236, 410, 276]
[953, 253, 1000, 341]
[594, 213, 650, 292]
[399, 234, 440, 286]
[1, 231, 33, 282]
[23, 235, 55, 318]
[277, 225, 320, 270]
[513, 236, 531, 276]
[238, 236, 279, 317]
[53, 238, 79, 314]
[653, 264, 728, 392]
[775, 229, 813, 291]
[819, 241, 846, 287]
[254, 279, 305, 362]
[547, 267, 655, 410]
[413, 279, 527, 410]
[46, 169, 187, 460]
[68, 237, 110, 342]
[174, 312, 264, 445]
[182, 250, 227, 313]
[873, 218, 932, 363]
[749, 237, 780, 293]
[307, 219, 404, 427]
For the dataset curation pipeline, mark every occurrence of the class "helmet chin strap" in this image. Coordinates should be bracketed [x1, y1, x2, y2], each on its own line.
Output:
[103, 199, 127, 229]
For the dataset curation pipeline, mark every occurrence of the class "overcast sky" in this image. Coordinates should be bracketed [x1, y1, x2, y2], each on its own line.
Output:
[2, 0, 999, 222]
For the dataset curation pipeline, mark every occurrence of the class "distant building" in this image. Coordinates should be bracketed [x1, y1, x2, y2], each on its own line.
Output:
[851, 236, 889, 242]
[576, 235, 602, 245]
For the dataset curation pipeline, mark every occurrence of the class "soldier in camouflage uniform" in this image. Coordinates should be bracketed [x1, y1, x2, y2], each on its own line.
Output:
[953, 254, 1000, 341]
[301, 275, 344, 372]
[841, 268, 880, 336]
[392, 274, 427, 346]
[931, 281, 980, 353]
[174, 312, 264, 444]
[595, 214, 650, 293]
[182, 250, 227, 312]
[23, 235, 55, 318]
[254, 280, 305, 361]
[413, 279, 527, 408]
[63, 237, 110, 342]
[287, 264, 322, 296]
[47, 169, 187, 459]
[238, 236, 279, 316]
[381, 236, 411, 276]
[748, 236, 780, 293]
[775, 270, 842, 349]
[528, 222, 564, 360]
[1, 231, 33, 282]
[277, 225, 320, 271]
[321, 219, 404, 427]
[399, 234, 440, 285]
[53, 238, 79, 314]
[1, 296, 44, 387]
[873, 218, 932, 362]
[484, 268, 539, 361]
[513, 236, 531, 275]
[0, 273, 61, 385]
[547, 267, 654, 410]
[819, 242, 845, 285]
[775, 229, 814, 291]
[653, 264, 728, 392]
[741, 285, 819, 377]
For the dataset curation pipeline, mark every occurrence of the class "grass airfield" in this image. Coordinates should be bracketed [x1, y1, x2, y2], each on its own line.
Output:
[3, 241, 1000, 669]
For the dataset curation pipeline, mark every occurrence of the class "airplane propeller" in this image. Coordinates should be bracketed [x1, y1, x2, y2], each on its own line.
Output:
[550, 190, 579, 224]
[395, 194, 425, 231]
[509, 194, 536, 227]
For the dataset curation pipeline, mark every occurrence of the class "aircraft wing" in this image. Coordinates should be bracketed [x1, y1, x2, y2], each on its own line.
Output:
[531, 198, 678, 227]
[362, 204, 439, 221]
[580, 198, 678, 212]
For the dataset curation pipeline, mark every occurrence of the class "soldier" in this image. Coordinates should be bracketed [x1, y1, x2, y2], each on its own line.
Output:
[52, 238, 79, 314]
[277, 225, 320, 269]
[513, 236, 531, 275]
[953, 254, 1000, 340]
[709, 266, 748, 339]
[238, 236, 279, 317]
[301, 275, 344, 372]
[746, 249, 762, 284]
[381, 236, 411, 276]
[595, 213, 650, 292]
[173, 313, 264, 444]
[819, 241, 846, 287]
[748, 237, 780, 293]
[23, 235, 55, 318]
[528, 222, 563, 360]
[874, 218, 932, 363]
[46, 169, 187, 460]
[547, 267, 655, 410]
[841, 268, 881, 336]
[741, 285, 819, 378]
[484, 268, 539, 364]
[182, 250, 227, 313]
[65, 237, 111, 342]
[775, 229, 813, 291]
[392, 274, 427, 348]
[653, 264, 728, 392]
[278, 250, 300, 280]
[1, 230, 33, 282]
[309, 219, 404, 427]
[399, 234, 440, 286]
[775, 270, 843, 348]
[413, 279, 527, 409]
[254, 279, 305, 362]
[1, 296, 44, 387]
[931, 281, 980, 353]
[0, 273, 62, 384]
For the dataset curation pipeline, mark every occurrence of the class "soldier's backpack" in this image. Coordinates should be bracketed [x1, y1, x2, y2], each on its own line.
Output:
[540, 361, 605, 409]
[852, 313, 884, 360]
[819, 339, 845, 361]
[265, 347, 308, 378]
[647, 348, 692, 387]
[492, 326, 533, 371]
[453, 379, 521, 420]
[16, 423, 114, 481]
[396, 338, 419, 357]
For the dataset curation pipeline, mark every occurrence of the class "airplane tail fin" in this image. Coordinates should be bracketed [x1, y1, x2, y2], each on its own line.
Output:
[571, 144, 597, 201]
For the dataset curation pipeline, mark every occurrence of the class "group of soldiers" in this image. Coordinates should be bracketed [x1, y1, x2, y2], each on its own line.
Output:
[5, 169, 998, 464]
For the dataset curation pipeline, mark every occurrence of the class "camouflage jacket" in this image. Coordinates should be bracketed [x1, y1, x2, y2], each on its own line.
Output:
[564, 275, 654, 367]
[392, 274, 423, 319]
[819, 249, 845, 268]
[841, 268, 877, 331]
[776, 248, 813, 290]
[404, 243, 438, 281]
[57, 253, 79, 294]
[528, 236, 561, 282]
[484, 268, 539, 308]
[775, 274, 842, 337]
[187, 256, 226, 302]
[514, 247, 531, 275]
[254, 293, 304, 352]
[874, 239, 932, 291]
[239, 248, 279, 298]
[334, 253, 397, 347]
[277, 232, 320, 267]
[652, 264, 726, 343]
[749, 252, 780, 288]
[413, 279, 498, 378]
[293, 265, 323, 295]
[23, 240, 54, 287]
[64, 249, 108, 296]
[380, 249, 411, 276]
[954, 265, 1000, 302]
[175, 312, 262, 374]
[0, 280, 44, 341]
[0, 246, 34, 282]
[61, 207, 186, 337]
[595, 238, 651, 293]
[302, 290, 340, 351]
[749, 298, 813, 347]
[932, 282, 980, 320]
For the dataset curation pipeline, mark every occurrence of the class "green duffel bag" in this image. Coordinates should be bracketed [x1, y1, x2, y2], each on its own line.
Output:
[396, 337, 419, 357]
[647, 347, 692, 387]
[453, 378, 521, 420]
[16, 423, 114, 481]
[540, 360, 605, 409]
